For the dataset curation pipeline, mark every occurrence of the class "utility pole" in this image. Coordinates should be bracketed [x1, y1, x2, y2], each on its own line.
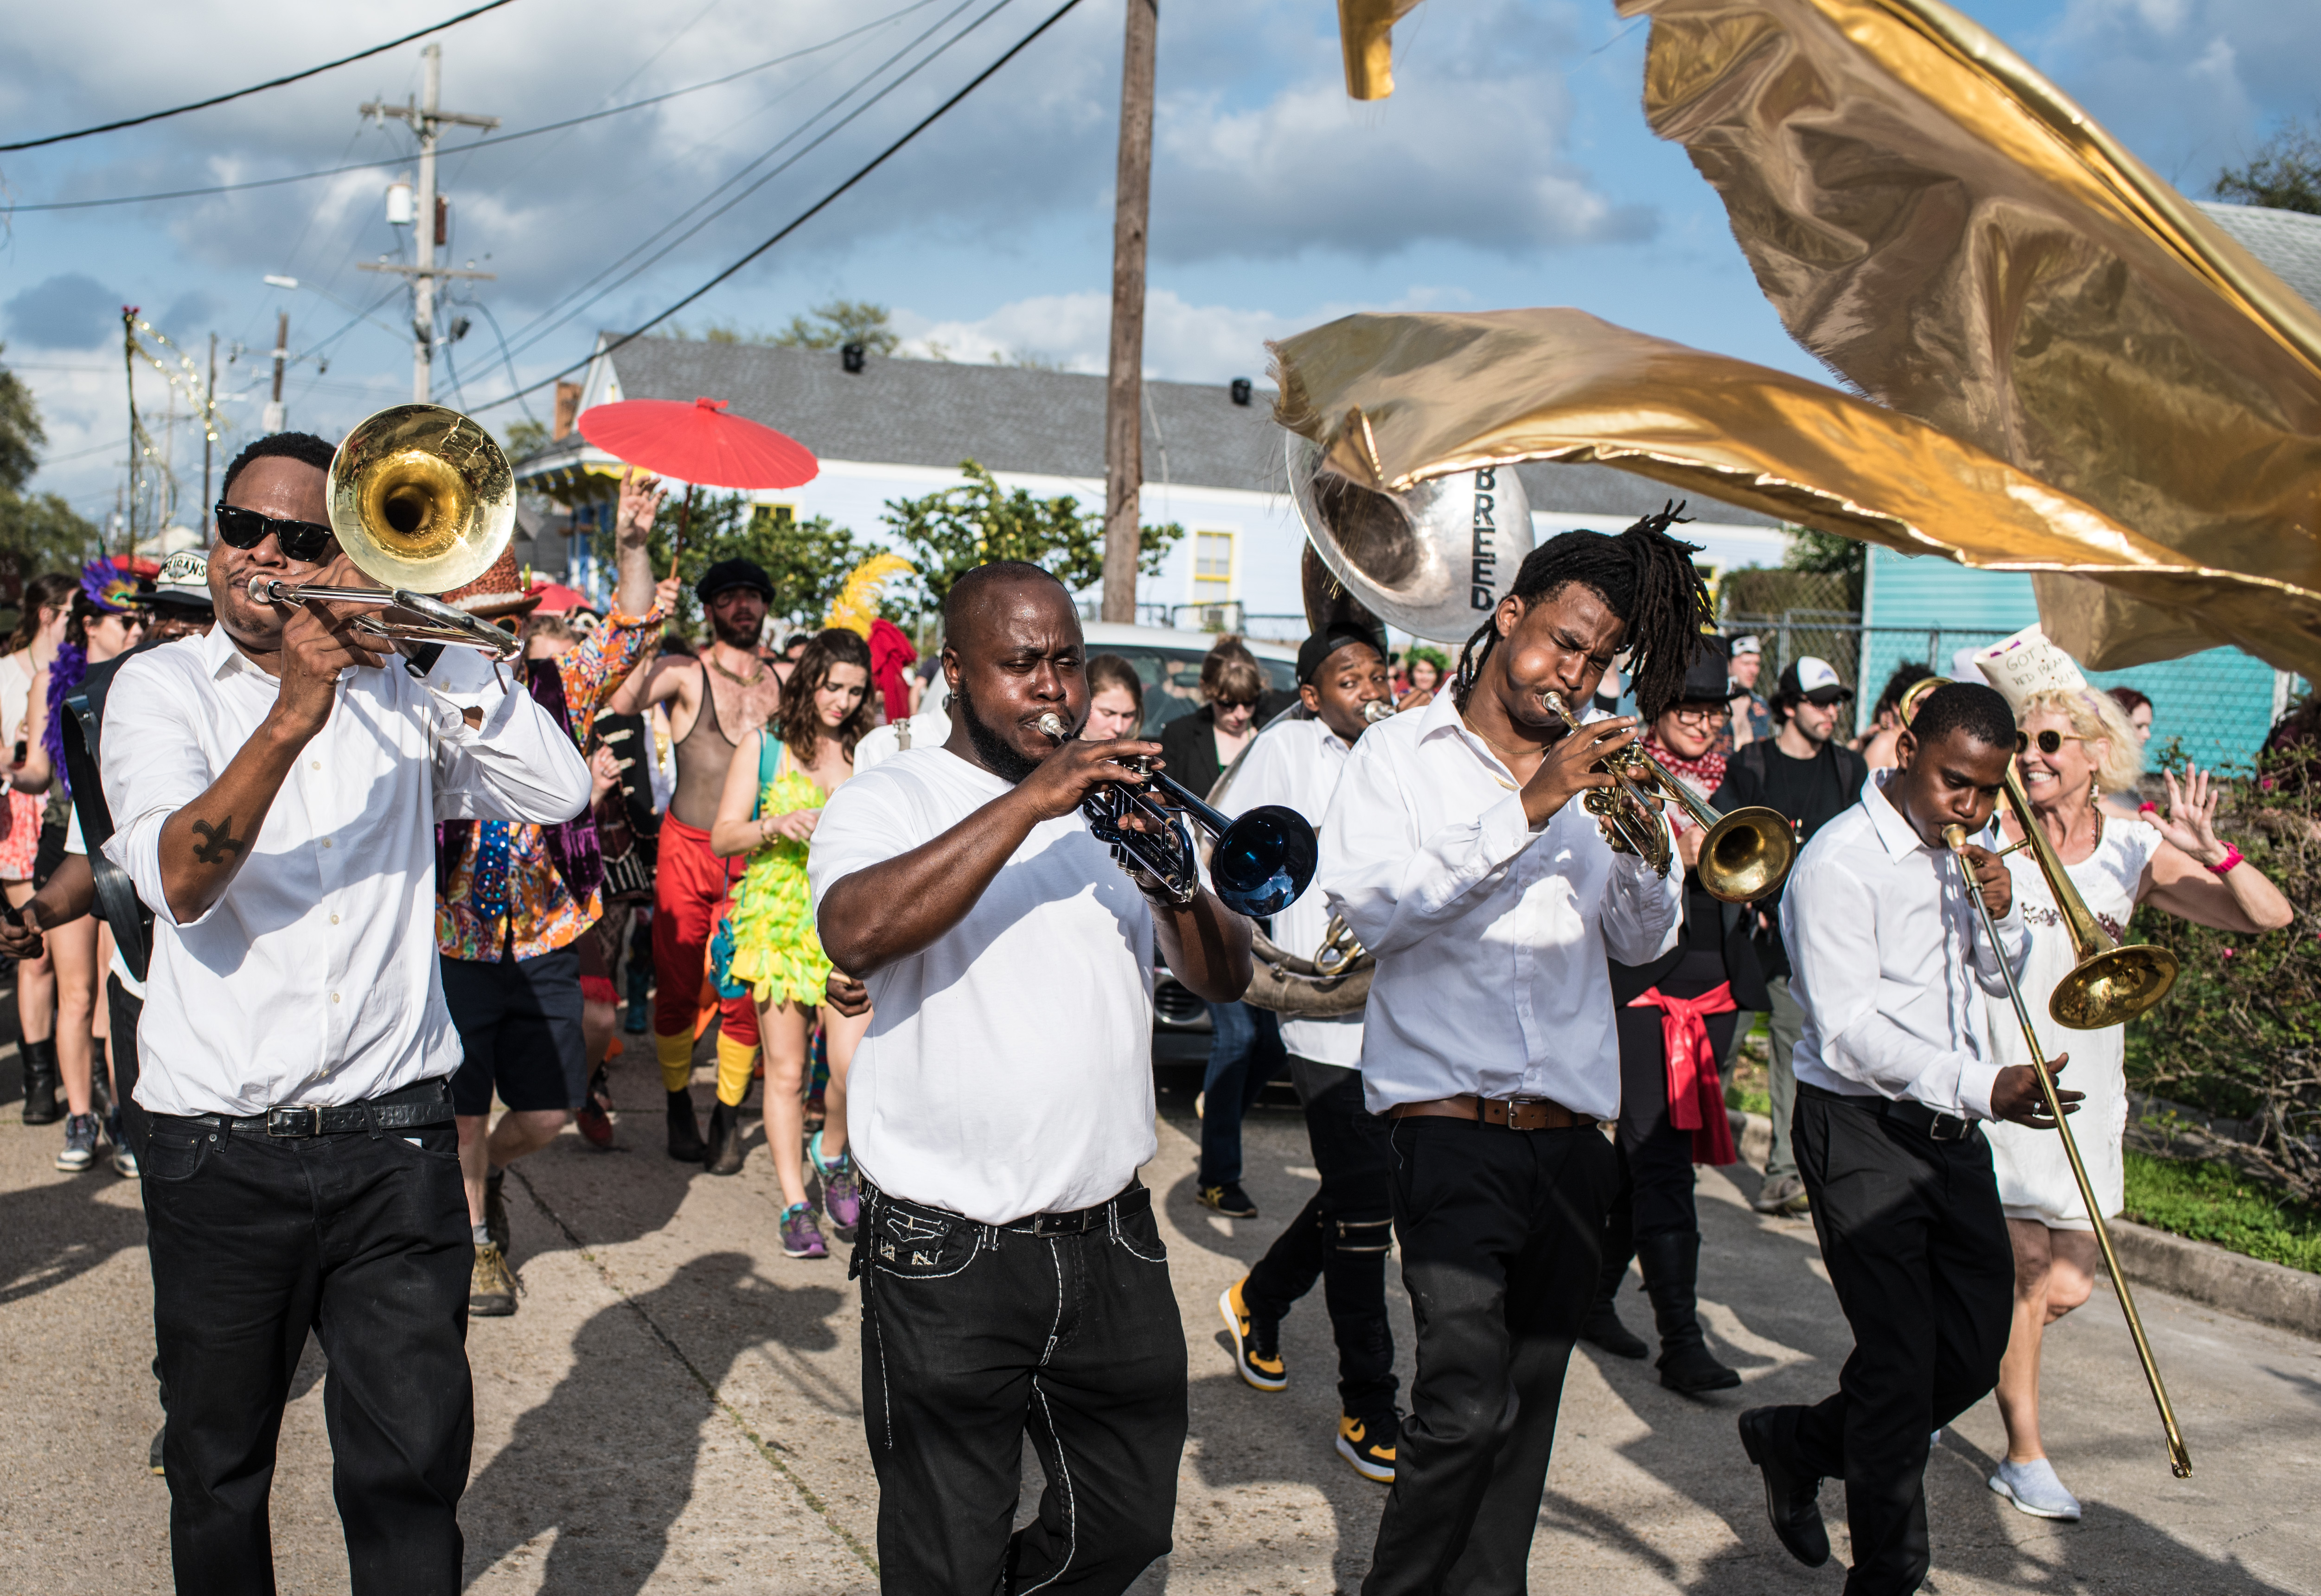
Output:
[264, 311, 288, 433]
[122, 306, 140, 560]
[360, 43, 498, 403]
[200, 332, 217, 533]
[1098, 0, 1157, 625]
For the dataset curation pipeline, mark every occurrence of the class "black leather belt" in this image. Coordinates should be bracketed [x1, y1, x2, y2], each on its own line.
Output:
[155, 1078, 455, 1139]
[1800, 1081, 1977, 1142]
[867, 1178, 1151, 1237]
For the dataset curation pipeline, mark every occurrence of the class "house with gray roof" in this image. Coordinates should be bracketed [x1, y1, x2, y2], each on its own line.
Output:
[514, 332, 1785, 636]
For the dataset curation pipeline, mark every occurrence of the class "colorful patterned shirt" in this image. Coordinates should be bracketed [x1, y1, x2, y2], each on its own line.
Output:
[436, 606, 662, 961]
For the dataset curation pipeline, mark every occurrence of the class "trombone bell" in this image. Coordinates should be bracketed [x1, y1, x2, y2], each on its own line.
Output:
[329, 402, 515, 594]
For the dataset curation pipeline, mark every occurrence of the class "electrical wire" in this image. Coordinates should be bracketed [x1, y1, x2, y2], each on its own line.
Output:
[467, 300, 543, 428]
[3, 0, 943, 214]
[466, 0, 1088, 415]
[495, 0, 1000, 360]
[0, 0, 524, 153]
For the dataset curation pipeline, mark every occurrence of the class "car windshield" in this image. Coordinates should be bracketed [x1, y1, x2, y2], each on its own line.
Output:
[1101, 647, 1298, 734]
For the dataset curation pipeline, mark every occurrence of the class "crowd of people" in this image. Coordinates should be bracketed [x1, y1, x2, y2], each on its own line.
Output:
[0, 424, 2300, 1596]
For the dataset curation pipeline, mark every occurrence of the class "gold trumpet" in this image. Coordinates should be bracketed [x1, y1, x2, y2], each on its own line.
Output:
[1537, 689, 1795, 903]
[249, 402, 522, 660]
[1943, 793, 2191, 1478]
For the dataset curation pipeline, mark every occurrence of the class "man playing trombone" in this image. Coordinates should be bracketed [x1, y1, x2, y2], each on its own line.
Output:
[99, 431, 593, 1593]
[1743, 680, 2078, 1596]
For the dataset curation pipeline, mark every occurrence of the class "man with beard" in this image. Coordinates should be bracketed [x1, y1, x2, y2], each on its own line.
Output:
[812, 560, 1253, 1594]
[608, 559, 783, 1161]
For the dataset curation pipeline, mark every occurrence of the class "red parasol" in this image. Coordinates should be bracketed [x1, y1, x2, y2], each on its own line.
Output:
[576, 396, 818, 578]
[576, 397, 817, 491]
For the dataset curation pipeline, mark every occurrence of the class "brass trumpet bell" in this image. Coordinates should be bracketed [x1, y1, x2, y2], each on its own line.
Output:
[329, 403, 514, 593]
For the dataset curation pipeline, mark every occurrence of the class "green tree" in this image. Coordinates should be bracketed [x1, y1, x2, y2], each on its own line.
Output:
[1, 345, 45, 493]
[1783, 524, 1865, 578]
[773, 298, 900, 355]
[0, 346, 100, 602]
[501, 418, 551, 461]
[2216, 117, 2321, 215]
[880, 460, 1184, 611]
[595, 491, 873, 633]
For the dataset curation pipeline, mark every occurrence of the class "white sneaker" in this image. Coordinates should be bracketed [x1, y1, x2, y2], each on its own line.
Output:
[1989, 1457, 2082, 1520]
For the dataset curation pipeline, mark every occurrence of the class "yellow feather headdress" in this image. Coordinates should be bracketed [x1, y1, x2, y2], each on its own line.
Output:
[824, 551, 915, 637]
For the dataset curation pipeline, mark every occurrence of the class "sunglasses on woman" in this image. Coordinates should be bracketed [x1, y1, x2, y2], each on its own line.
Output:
[214, 504, 336, 564]
[2017, 729, 2088, 755]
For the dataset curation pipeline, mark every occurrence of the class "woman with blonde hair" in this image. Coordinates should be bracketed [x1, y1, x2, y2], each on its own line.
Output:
[710, 627, 879, 1257]
[1977, 668, 2290, 1522]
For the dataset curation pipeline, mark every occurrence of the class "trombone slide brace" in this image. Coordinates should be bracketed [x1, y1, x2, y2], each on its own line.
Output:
[250, 576, 523, 661]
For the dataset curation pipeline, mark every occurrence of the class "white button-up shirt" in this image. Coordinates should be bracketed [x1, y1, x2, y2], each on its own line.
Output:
[1319, 690, 1680, 1117]
[1215, 713, 1362, 1067]
[102, 627, 593, 1117]
[1781, 768, 2030, 1121]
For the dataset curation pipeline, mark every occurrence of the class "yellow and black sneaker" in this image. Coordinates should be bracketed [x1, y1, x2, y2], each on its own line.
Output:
[1337, 1411, 1398, 1484]
[1218, 1276, 1285, 1391]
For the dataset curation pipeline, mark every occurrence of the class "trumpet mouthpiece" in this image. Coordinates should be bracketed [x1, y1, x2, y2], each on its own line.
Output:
[1362, 700, 1394, 723]
[1941, 823, 1970, 851]
[248, 575, 285, 604]
[1035, 713, 1068, 742]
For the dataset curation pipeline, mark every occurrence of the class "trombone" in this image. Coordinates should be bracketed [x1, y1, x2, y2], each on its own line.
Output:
[249, 403, 523, 661]
[1943, 766, 2191, 1477]
[1035, 713, 1318, 917]
[1537, 689, 1795, 902]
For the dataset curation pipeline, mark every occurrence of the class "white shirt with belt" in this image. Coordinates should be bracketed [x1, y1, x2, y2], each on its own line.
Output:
[103, 629, 593, 1118]
[808, 745, 1157, 1225]
[1780, 768, 2030, 1122]
[1318, 690, 1681, 1118]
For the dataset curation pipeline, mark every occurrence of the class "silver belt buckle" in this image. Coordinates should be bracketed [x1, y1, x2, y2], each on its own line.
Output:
[1929, 1112, 1972, 1142]
[266, 1106, 323, 1139]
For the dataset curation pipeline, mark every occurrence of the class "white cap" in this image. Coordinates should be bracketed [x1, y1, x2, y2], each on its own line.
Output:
[1729, 633, 1761, 657]
[149, 549, 212, 609]
[1971, 624, 2087, 716]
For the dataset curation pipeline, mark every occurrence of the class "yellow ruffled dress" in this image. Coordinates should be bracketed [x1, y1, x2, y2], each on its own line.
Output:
[725, 741, 833, 1008]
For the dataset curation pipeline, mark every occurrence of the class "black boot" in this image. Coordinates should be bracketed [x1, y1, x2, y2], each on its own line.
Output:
[666, 1088, 706, 1163]
[19, 1037, 60, 1125]
[1579, 1207, 1648, 1359]
[1637, 1232, 1740, 1393]
[704, 1099, 745, 1176]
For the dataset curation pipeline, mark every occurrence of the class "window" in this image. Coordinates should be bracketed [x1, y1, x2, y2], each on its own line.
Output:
[1192, 530, 1235, 604]
[748, 503, 796, 534]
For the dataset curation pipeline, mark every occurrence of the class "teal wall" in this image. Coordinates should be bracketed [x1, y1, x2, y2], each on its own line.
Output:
[1859, 546, 2289, 771]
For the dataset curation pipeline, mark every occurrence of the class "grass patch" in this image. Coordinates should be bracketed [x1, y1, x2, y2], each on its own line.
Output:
[2120, 1150, 2321, 1275]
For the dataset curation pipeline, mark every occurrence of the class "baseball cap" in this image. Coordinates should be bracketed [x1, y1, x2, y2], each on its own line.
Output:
[146, 549, 213, 612]
[1778, 656, 1852, 705]
[1728, 634, 1761, 658]
[1297, 621, 1386, 685]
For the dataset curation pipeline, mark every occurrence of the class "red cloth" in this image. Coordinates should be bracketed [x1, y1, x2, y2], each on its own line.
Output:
[869, 618, 917, 724]
[651, 814, 759, 1047]
[1627, 982, 1739, 1165]
[1642, 732, 1726, 835]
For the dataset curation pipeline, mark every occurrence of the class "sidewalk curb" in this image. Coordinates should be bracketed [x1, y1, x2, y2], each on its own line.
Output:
[1727, 1109, 2319, 1341]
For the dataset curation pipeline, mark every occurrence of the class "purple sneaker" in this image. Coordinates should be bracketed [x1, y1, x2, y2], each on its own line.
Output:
[780, 1202, 829, 1259]
[812, 1130, 861, 1230]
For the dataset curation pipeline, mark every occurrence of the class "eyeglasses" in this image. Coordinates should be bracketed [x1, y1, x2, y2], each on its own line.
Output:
[1668, 703, 1730, 726]
[214, 504, 335, 564]
[2018, 729, 2089, 755]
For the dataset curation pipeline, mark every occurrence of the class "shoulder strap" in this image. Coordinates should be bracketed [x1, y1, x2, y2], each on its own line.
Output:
[61, 686, 152, 983]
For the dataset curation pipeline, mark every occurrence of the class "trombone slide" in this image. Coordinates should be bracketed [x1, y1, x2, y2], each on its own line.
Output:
[1942, 824, 2193, 1478]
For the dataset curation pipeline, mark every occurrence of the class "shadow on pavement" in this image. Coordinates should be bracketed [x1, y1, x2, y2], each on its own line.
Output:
[0, 1161, 147, 1306]
[460, 1249, 844, 1593]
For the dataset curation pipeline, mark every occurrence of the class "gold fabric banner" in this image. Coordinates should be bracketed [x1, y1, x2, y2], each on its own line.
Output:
[1270, 308, 2321, 675]
[1621, 0, 2321, 673]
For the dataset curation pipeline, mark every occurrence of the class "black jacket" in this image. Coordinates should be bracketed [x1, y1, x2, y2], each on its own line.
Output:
[1157, 704, 1230, 800]
[1709, 736, 1868, 980]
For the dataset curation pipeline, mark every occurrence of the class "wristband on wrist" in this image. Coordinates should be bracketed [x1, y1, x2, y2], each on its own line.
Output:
[2206, 845, 2244, 875]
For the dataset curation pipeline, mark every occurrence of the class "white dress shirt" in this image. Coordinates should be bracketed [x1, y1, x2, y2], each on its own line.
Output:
[807, 746, 1157, 1224]
[1319, 690, 1680, 1118]
[1215, 714, 1362, 1067]
[103, 628, 593, 1117]
[1780, 768, 2030, 1121]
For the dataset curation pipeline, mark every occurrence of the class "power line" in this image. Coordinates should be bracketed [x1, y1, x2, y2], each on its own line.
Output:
[0, 0, 524, 153]
[467, 0, 1089, 415]
[4, 0, 941, 213]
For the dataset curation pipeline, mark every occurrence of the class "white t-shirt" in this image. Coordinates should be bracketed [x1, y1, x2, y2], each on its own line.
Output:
[806, 745, 1157, 1224]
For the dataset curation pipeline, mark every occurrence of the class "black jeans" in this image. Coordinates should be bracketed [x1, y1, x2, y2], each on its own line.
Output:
[854, 1180, 1189, 1595]
[108, 972, 148, 1157]
[1198, 1000, 1285, 1185]
[142, 1078, 474, 1596]
[1364, 1115, 1619, 1596]
[1244, 1068, 1398, 1419]
[1778, 1085, 2014, 1595]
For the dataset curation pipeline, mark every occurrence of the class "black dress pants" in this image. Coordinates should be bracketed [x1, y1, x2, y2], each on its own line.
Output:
[1243, 1066, 1398, 1420]
[1778, 1085, 2014, 1595]
[855, 1181, 1189, 1595]
[141, 1079, 474, 1596]
[1611, 998, 1739, 1242]
[1364, 1115, 1619, 1596]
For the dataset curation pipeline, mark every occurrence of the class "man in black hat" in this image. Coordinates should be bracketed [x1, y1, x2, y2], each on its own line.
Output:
[1712, 654, 1866, 1216]
[607, 554, 783, 1164]
[1216, 621, 1405, 1484]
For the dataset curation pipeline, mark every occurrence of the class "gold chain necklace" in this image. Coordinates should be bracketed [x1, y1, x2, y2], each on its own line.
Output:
[708, 651, 765, 687]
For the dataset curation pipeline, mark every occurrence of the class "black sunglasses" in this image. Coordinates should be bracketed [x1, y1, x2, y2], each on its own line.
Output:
[214, 504, 336, 564]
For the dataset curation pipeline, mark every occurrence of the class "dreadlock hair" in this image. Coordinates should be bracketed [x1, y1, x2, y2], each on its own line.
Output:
[1453, 504, 1712, 721]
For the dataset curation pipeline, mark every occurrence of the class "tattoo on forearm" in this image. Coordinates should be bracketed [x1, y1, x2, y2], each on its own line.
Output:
[189, 817, 248, 866]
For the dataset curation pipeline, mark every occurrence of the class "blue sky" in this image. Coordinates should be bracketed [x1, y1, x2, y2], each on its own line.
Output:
[2, 0, 2315, 528]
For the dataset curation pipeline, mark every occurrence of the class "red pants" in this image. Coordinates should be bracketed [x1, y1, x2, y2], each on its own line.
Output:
[652, 814, 760, 1048]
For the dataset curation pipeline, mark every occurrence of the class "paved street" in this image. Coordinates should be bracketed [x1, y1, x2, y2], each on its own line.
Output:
[2, 1034, 2316, 1594]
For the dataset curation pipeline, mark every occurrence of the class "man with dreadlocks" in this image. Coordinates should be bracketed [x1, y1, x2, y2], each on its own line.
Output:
[1319, 510, 1705, 1592]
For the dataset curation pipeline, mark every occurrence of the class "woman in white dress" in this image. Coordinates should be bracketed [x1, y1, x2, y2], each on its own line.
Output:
[1982, 686, 2290, 1521]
